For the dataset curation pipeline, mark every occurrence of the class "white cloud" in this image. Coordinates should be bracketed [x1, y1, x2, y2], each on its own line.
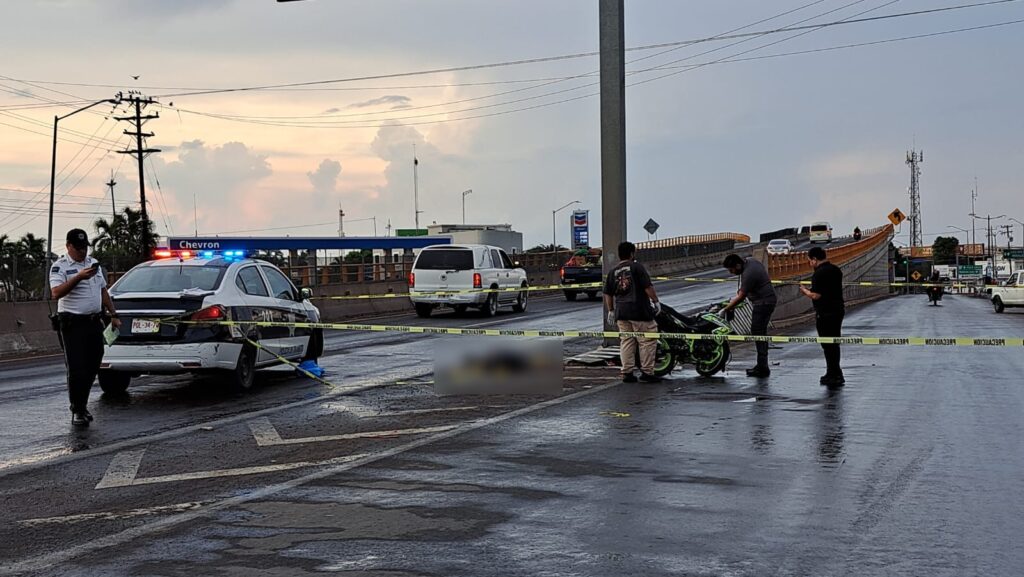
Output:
[307, 159, 342, 195]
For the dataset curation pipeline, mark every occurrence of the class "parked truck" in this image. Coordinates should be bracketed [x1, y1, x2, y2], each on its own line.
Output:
[991, 270, 1024, 313]
[561, 249, 603, 301]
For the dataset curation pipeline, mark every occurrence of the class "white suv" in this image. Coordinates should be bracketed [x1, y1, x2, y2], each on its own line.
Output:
[409, 244, 528, 317]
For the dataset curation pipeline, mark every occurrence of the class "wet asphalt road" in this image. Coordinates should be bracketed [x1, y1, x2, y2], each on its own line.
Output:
[1, 290, 1022, 576]
[0, 268, 733, 476]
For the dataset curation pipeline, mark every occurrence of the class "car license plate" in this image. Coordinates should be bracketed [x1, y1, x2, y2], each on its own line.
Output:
[131, 319, 160, 334]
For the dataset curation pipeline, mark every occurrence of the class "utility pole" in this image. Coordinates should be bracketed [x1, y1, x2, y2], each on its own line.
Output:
[106, 171, 117, 220]
[905, 149, 923, 248]
[412, 145, 422, 231]
[115, 94, 160, 260]
[600, 0, 627, 339]
[1000, 224, 1014, 275]
[971, 178, 978, 247]
[338, 206, 345, 237]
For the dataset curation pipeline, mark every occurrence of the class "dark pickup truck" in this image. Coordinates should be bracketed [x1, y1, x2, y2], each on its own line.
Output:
[561, 254, 603, 301]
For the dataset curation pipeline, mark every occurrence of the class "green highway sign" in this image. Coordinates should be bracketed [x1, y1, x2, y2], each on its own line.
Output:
[1002, 249, 1023, 259]
[958, 265, 983, 277]
[396, 229, 429, 237]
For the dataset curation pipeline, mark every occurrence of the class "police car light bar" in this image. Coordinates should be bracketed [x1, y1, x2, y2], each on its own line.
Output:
[152, 249, 247, 260]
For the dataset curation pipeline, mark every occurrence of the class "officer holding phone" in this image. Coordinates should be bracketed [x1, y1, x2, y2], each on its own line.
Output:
[49, 228, 120, 427]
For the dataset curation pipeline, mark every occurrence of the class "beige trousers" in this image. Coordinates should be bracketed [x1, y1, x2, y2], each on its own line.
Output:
[617, 319, 659, 375]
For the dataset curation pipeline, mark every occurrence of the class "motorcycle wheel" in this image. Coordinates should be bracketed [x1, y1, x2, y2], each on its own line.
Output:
[652, 339, 676, 377]
[694, 341, 730, 377]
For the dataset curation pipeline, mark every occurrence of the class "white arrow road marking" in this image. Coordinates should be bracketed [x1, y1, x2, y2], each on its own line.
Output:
[18, 502, 207, 527]
[248, 417, 458, 447]
[94, 449, 369, 490]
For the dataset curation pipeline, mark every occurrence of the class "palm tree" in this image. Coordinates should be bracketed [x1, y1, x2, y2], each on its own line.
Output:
[92, 207, 158, 271]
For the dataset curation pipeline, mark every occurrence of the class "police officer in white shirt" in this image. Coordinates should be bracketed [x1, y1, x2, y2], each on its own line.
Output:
[49, 228, 121, 427]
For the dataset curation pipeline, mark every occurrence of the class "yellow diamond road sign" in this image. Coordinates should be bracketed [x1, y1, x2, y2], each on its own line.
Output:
[889, 208, 906, 226]
[911, 270, 922, 281]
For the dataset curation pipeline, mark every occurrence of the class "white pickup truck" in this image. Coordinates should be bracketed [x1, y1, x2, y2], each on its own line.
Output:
[991, 271, 1024, 313]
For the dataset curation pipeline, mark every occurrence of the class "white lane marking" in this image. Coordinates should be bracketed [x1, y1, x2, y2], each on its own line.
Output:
[319, 402, 496, 419]
[248, 417, 457, 447]
[93, 450, 370, 490]
[94, 449, 146, 489]
[17, 502, 207, 527]
[0, 367, 431, 480]
[1, 379, 623, 575]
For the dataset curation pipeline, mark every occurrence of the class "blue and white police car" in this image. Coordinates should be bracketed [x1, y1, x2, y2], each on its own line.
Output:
[98, 249, 323, 393]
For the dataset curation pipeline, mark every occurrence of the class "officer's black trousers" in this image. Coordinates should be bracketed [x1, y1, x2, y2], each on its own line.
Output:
[60, 315, 104, 412]
[751, 303, 776, 370]
[815, 311, 845, 376]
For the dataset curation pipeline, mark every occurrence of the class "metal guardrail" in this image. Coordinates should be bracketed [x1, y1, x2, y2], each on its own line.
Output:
[768, 224, 893, 279]
[517, 231, 751, 272]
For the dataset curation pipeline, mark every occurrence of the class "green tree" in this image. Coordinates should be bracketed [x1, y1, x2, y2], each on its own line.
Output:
[526, 244, 566, 253]
[1, 233, 48, 300]
[932, 236, 960, 265]
[92, 207, 159, 271]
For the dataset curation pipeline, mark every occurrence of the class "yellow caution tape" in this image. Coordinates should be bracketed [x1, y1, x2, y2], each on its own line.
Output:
[311, 276, 974, 301]
[160, 319, 1024, 347]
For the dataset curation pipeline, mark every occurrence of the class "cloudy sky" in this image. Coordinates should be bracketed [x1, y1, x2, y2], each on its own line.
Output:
[1, 0, 1022, 251]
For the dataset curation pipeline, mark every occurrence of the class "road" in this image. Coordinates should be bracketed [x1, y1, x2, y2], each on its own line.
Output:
[2, 285, 1022, 576]
[0, 267, 735, 476]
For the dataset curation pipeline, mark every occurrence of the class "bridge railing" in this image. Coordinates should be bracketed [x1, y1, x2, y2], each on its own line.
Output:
[516, 232, 751, 272]
[768, 224, 893, 279]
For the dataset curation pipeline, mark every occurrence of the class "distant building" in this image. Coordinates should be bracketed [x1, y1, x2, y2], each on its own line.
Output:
[427, 224, 523, 254]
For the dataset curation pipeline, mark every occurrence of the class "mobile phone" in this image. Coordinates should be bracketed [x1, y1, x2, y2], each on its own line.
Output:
[90, 262, 100, 270]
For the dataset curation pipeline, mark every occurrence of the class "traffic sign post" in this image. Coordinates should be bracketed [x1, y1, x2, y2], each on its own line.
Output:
[888, 208, 907, 226]
[958, 264, 983, 277]
[643, 218, 660, 237]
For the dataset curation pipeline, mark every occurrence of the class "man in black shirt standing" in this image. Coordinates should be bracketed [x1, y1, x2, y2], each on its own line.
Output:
[604, 241, 662, 383]
[800, 247, 845, 387]
[721, 253, 777, 378]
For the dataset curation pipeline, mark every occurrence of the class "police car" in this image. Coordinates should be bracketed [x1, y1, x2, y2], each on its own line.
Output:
[98, 249, 323, 393]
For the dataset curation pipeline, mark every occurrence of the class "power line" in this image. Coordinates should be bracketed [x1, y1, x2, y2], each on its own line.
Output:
[203, 221, 338, 235]
[166, 16, 1024, 131]
[4, 0, 1013, 101]
[0, 116, 124, 230]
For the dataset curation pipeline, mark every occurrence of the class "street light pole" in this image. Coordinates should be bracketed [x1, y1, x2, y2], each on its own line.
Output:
[461, 189, 473, 225]
[552, 200, 581, 252]
[948, 225, 969, 290]
[46, 95, 121, 300]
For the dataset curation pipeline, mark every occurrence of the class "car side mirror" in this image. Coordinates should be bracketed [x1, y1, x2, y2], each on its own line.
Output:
[300, 288, 312, 300]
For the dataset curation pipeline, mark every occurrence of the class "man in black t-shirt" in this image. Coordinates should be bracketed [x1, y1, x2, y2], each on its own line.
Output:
[721, 253, 777, 378]
[800, 246, 846, 387]
[604, 241, 662, 383]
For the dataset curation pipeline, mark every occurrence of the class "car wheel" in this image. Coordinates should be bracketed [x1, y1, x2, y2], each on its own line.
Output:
[564, 291, 578, 302]
[98, 370, 131, 395]
[513, 284, 528, 313]
[993, 297, 1005, 313]
[226, 343, 257, 392]
[303, 328, 324, 361]
[415, 303, 433, 318]
[482, 292, 499, 317]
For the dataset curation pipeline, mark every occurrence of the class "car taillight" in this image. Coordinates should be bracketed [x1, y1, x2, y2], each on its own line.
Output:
[560, 267, 565, 279]
[409, 272, 415, 287]
[473, 273, 482, 289]
[191, 305, 227, 322]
